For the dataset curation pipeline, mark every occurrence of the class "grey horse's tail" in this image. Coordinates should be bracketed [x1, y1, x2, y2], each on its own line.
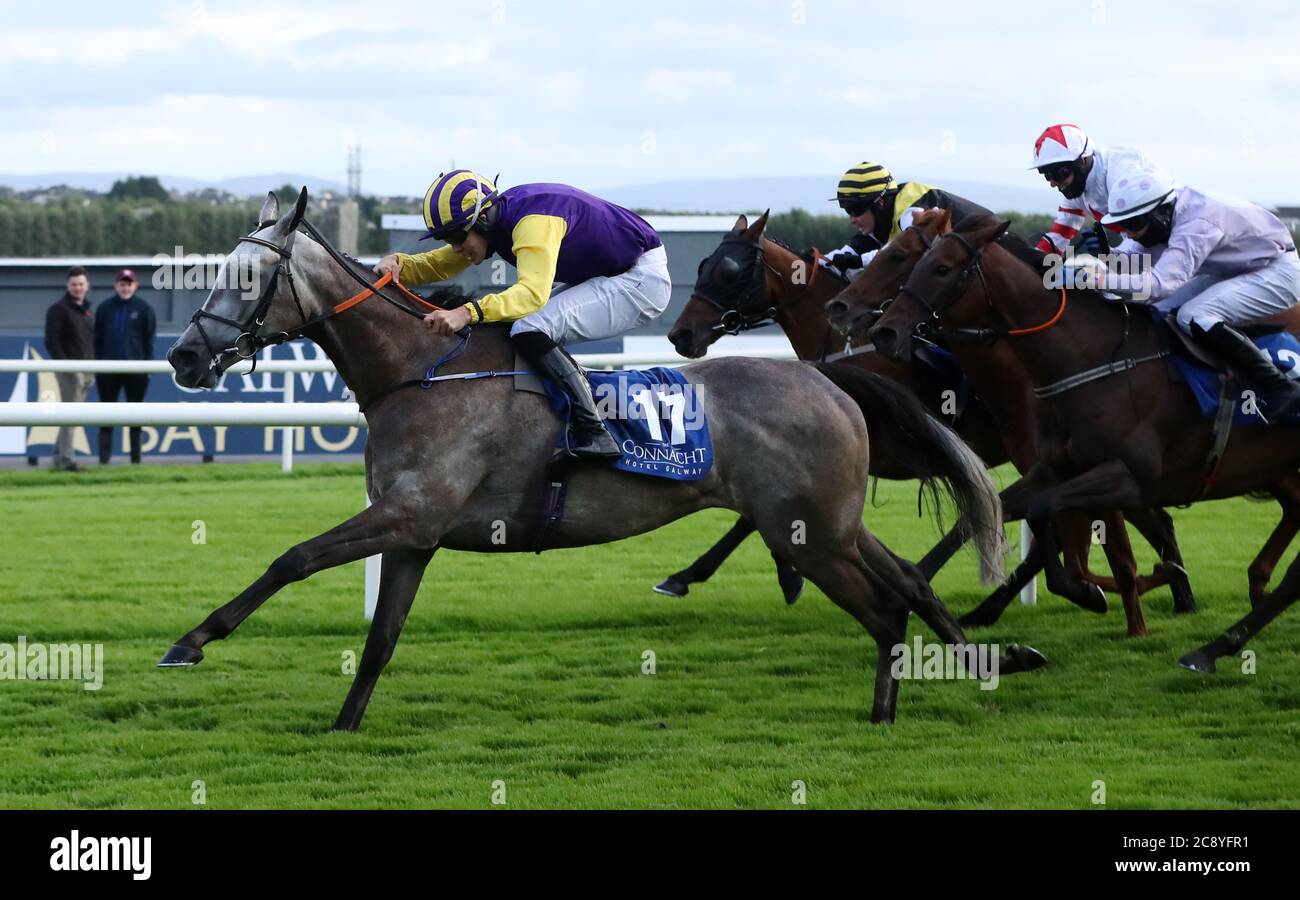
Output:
[812, 362, 1006, 584]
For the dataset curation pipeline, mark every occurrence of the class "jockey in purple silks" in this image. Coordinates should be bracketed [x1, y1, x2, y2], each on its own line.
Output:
[376, 170, 671, 460]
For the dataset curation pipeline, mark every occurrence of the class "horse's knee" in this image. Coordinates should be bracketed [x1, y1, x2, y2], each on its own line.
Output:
[269, 546, 311, 583]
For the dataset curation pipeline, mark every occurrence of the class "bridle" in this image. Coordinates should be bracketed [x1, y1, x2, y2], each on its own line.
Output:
[897, 228, 1067, 346]
[188, 216, 444, 375]
[692, 238, 824, 335]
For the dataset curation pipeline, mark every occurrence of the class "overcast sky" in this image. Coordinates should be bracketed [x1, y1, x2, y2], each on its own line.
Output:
[2, 0, 1298, 203]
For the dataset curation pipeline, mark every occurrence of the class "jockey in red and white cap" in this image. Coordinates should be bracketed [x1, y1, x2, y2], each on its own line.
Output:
[1030, 123, 1175, 256]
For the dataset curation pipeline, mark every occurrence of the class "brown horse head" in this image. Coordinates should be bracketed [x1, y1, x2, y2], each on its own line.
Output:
[823, 207, 956, 334]
[668, 209, 831, 359]
[869, 215, 1010, 363]
[670, 211, 769, 358]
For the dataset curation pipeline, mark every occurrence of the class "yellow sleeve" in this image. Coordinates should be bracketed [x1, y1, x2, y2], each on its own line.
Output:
[395, 245, 471, 286]
[472, 214, 568, 323]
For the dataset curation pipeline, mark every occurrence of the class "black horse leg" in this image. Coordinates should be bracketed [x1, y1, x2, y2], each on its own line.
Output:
[334, 547, 437, 731]
[918, 475, 1039, 580]
[959, 543, 1046, 627]
[653, 516, 803, 603]
[1125, 505, 1197, 613]
[158, 496, 425, 666]
[1180, 545, 1300, 673]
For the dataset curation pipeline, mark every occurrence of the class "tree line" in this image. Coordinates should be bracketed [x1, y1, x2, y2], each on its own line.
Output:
[0, 178, 407, 257]
[0, 174, 1062, 258]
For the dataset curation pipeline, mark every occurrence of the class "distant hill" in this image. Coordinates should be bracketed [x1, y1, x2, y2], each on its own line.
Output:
[0, 172, 349, 196]
[598, 175, 1060, 216]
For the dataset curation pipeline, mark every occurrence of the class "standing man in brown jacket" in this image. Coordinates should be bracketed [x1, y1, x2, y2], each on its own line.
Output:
[43, 266, 95, 471]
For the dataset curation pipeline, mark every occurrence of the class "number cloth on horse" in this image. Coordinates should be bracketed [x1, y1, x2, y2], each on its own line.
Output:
[537, 366, 713, 480]
[1166, 320, 1300, 425]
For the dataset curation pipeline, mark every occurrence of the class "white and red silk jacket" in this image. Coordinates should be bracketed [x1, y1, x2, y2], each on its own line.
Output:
[1036, 145, 1175, 254]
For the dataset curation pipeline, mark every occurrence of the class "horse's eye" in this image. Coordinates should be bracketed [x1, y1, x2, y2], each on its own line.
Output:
[889, 252, 906, 263]
[718, 257, 742, 282]
[936, 265, 951, 276]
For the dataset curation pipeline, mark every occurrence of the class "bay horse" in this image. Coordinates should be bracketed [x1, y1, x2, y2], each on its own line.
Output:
[666, 210, 1180, 633]
[159, 189, 1045, 729]
[659, 211, 1008, 603]
[868, 212, 1300, 668]
[826, 209, 1198, 636]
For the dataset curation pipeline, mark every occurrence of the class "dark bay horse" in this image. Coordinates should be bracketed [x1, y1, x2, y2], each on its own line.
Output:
[826, 209, 1197, 636]
[659, 212, 1012, 603]
[868, 213, 1300, 668]
[159, 189, 1044, 729]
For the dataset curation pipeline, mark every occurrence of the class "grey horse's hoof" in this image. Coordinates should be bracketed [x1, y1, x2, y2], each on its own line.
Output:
[1177, 649, 1217, 674]
[1002, 644, 1048, 674]
[157, 644, 204, 667]
[652, 576, 689, 597]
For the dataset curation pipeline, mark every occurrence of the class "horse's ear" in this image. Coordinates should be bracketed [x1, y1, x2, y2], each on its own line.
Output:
[731, 214, 749, 234]
[258, 191, 279, 227]
[741, 209, 770, 241]
[913, 208, 943, 232]
[968, 217, 1012, 246]
[937, 207, 953, 233]
[288, 187, 309, 230]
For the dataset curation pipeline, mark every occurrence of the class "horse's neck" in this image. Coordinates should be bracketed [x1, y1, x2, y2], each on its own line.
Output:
[299, 251, 471, 409]
[981, 248, 1158, 384]
[764, 243, 842, 360]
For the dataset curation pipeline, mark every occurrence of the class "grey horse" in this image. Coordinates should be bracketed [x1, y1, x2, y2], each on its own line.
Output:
[161, 188, 1043, 731]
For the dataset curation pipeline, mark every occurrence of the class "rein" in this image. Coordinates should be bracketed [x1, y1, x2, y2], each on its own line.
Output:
[189, 217, 447, 373]
[902, 227, 1166, 399]
[902, 229, 1068, 347]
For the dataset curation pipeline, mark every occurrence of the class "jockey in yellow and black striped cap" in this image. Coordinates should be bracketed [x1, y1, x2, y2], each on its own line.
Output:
[820, 160, 991, 279]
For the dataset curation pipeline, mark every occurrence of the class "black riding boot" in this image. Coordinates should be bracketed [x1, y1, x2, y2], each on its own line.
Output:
[1191, 321, 1300, 422]
[513, 332, 621, 460]
[98, 427, 112, 464]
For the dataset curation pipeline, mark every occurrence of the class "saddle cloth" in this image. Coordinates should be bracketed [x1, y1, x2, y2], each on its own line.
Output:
[1161, 317, 1300, 425]
[516, 357, 713, 481]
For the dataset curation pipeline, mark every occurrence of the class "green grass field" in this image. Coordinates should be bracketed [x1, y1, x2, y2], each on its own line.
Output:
[1, 462, 1298, 809]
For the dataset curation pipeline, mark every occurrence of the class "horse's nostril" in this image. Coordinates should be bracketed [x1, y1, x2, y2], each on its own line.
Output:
[826, 299, 847, 319]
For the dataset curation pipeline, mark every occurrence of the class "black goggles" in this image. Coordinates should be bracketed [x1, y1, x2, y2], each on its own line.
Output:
[838, 196, 876, 217]
[1114, 213, 1151, 234]
[437, 227, 471, 245]
[1037, 163, 1075, 183]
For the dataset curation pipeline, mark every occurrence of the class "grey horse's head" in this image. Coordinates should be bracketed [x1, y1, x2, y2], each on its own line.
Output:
[168, 188, 310, 388]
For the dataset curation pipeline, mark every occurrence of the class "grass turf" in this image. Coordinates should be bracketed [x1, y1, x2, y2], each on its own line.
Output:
[0, 462, 1297, 809]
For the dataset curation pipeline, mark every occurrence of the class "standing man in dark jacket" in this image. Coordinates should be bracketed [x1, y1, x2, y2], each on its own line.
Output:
[43, 266, 95, 472]
[93, 268, 156, 464]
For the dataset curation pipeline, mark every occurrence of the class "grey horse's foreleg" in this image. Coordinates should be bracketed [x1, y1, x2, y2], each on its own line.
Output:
[333, 546, 437, 732]
[159, 495, 430, 665]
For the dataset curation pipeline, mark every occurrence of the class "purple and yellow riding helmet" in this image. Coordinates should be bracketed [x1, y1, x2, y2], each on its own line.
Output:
[419, 169, 499, 241]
